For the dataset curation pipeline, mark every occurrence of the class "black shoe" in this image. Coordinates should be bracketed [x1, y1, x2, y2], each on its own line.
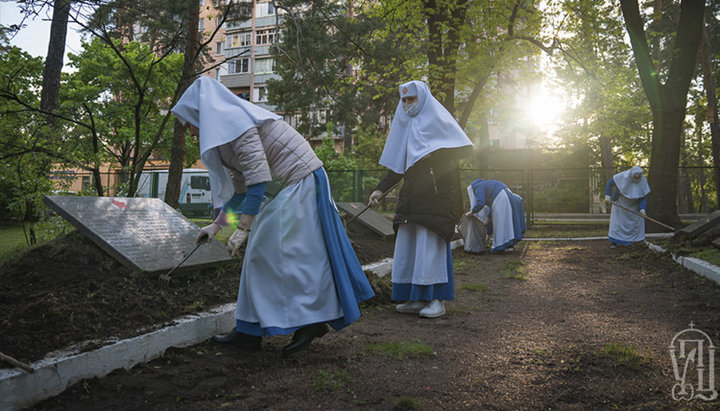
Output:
[282, 323, 329, 357]
[211, 329, 261, 351]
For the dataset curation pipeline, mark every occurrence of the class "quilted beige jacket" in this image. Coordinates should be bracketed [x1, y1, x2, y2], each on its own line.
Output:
[217, 119, 323, 193]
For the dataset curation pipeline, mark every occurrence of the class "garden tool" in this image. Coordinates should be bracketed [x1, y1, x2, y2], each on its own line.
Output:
[0, 350, 34, 373]
[345, 181, 400, 227]
[158, 242, 203, 284]
[611, 200, 677, 232]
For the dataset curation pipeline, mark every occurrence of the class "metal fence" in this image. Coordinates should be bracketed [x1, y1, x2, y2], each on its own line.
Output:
[326, 166, 719, 224]
[56, 166, 718, 223]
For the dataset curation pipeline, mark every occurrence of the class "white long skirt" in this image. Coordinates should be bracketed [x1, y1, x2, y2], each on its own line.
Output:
[234, 174, 343, 330]
[608, 195, 645, 245]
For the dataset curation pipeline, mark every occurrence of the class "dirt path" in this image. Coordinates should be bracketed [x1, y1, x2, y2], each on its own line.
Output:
[31, 240, 720, 410]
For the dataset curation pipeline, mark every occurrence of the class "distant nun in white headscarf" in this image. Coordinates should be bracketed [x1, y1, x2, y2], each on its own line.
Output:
[171, 77, 373, 356]
[367, 80, 473, 319]
[605, 166, 651, 247]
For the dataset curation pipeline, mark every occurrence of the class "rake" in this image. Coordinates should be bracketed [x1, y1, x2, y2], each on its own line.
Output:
[158, 242, 203, 284]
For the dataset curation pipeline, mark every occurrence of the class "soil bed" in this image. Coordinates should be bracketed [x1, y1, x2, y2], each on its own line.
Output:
[4, 224, 720, 409]
[0, 221, 395, 366]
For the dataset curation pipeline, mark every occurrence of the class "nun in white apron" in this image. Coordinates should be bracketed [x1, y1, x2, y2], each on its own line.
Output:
[367, 80, 473, 319]
[466, 178, 525, 252]
[605, 166, 651, 247]
[171, 77, 374, 356]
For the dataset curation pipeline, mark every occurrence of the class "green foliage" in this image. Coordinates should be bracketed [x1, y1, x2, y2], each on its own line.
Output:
[0, 46, 52, 222]
[62, 38, 184, 195]
[394, 397, 424, 410]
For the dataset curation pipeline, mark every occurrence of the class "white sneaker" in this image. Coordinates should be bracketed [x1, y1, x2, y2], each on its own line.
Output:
[419, 299, 446, 318]
[396, 301, 427, 314]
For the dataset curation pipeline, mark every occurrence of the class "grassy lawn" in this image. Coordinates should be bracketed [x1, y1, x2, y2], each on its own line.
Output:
[0, 218, 74, 265]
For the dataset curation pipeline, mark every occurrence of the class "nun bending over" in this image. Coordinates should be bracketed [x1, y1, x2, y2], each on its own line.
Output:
[171, 77, 374, 357]
[466, 178, 526, 253]
[368, 80, 473, 319]
[605, 166, 651, 248]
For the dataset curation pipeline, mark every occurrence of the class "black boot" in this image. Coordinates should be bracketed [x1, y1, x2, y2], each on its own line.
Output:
[282, 323, 329, 357]
[211, 329, 262, 351]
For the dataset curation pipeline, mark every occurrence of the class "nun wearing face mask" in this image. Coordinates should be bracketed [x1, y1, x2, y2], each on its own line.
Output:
[604, 166, 651, 248]
[171, 77, 374, 357]
[368, 80, 473, 319]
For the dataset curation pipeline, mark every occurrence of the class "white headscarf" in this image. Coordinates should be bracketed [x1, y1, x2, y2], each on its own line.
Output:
[379, 80, 473, 174]
[613, 166, 650, 199]
[171, 76, 280, 207]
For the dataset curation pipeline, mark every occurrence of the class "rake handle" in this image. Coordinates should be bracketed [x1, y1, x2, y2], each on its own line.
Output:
[346, 182, 400, 225]
[0, 351, 34, 373]
[611, 201, 676, 231]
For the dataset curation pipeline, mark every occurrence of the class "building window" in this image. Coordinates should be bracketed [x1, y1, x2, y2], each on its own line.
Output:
[215, 41, 223, 55]
[226, 32, 252, 48]
[198, 18, 204, 31]
[229, 58, 250, 74]
[253, 86, 268, 102]
[257, 1, 275, 17]
[214, 68, 221, 79]
[255, 29, 276, 46]
[254, 58, 274, 74]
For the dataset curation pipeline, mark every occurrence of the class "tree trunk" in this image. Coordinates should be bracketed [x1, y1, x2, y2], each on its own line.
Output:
[40, 0, 70, 122]
[165, 0, 200, 209]
[598, 134, 615, 186]
[700, 24, 720, 209]
[620, 0, 705, 230]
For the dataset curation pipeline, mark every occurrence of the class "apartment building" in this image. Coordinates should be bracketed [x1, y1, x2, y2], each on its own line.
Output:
[213, 0, 281, 112]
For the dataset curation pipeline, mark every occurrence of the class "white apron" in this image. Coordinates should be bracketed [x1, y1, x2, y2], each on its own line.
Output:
[392, 224, 448, 285]
[608, 195, 645, 244]
[234, 174, 343, 329]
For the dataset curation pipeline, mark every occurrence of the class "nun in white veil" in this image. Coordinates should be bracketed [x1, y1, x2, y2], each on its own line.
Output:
[605, 166, 651, 247]
[368, 80, 473, 319]
[171, 77, 374, 357]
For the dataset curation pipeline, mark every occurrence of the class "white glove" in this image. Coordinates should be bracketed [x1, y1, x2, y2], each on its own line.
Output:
[368, 190, 383, 207]
[604, 195, 611, 203]
[640, 209, 646, 216]
[196, 223, 221, 245]
[227, 228, 250, 257]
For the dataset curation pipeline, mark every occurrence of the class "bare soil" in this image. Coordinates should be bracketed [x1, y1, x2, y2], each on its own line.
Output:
[5, 224, 720, 410]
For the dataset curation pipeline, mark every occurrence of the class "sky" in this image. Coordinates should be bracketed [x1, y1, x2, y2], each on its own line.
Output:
[0, 1, 84, 67]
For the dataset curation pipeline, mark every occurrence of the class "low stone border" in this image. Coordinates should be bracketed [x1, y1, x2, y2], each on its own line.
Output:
[645, 241, 720, 286]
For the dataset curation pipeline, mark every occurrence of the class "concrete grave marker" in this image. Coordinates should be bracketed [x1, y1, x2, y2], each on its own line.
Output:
[43, 196, 232, 272]
[678, 210, 720, 239]
[337, 202, 395, 238]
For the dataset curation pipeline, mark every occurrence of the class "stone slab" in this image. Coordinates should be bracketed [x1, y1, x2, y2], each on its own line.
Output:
[678, 210, 720, 239]
[337, 202, 395, 238]
[43, 196, 232, 272]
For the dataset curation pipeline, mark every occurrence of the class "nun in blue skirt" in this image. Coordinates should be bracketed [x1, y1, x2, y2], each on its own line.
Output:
[171, 77, 374, 356]
[368, 80, 473, 319]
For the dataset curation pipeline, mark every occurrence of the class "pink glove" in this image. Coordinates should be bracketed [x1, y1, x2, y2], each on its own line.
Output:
[195, 222, 221, 245]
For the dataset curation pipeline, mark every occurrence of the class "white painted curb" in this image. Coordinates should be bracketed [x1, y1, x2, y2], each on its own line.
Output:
[645, 241, 720, 286]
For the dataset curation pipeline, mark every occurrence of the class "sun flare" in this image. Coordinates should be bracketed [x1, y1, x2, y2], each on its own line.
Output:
[527, 89, 565, 129]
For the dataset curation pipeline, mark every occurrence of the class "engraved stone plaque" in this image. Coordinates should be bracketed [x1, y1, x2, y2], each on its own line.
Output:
[679, 210, 720, 239]
[43, 196, 232, 272]
[337, 202, 395, 238]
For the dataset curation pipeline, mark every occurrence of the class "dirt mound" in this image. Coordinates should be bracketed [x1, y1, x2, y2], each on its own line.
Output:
[0, 225, 394, 366]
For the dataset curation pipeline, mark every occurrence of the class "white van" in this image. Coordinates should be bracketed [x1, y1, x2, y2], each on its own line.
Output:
[136, 168, 212, 217]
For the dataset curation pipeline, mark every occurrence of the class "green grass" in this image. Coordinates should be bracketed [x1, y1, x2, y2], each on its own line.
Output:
[365, 339, 436, 360]
[461, 283, 489, 292]
[500, 260, 525, 280]
[394, 397, 424, 410]
[596, 343, 650, 369]
[0, 217, 73, 265]
[311, 369, 351, 392]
